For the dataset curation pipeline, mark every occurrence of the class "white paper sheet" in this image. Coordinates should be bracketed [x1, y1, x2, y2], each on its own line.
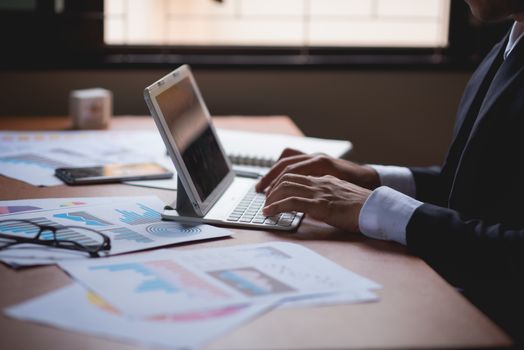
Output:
[0, 130, 166, 155]
[0, 196, 231, 267]
[177, 242, 381, 308]
[58, 242, 379, 316]
[217, 129, 352, 164]
[0, 144, 166, 187]
[0, 130, 167, 186]
[5, 283, 275, 350]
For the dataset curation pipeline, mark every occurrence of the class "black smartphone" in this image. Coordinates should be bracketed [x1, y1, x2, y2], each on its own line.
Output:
[55, 162, 173, 185]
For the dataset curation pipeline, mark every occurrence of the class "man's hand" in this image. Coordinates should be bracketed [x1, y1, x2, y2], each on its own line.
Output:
[255, 148, 380, 193]
[262, 173, 372, 232]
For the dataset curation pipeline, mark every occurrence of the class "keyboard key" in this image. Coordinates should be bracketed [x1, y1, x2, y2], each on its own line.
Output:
[278, 218, 293, 226]
[264, 217, 279, 225]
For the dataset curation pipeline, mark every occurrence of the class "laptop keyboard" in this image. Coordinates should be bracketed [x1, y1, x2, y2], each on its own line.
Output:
[226, 187, 297, 226]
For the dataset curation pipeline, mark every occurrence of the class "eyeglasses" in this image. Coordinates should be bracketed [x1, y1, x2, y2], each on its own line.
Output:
[0, 219, 111, 257]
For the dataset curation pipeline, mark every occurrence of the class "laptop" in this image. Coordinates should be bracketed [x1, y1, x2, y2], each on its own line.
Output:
[144, 65, 303, 230]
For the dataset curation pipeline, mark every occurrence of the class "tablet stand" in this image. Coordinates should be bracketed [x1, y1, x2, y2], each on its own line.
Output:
[164, 177, 202, 218]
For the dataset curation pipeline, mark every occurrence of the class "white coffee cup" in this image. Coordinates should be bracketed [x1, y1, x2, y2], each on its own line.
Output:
[69, 88, 112, 129]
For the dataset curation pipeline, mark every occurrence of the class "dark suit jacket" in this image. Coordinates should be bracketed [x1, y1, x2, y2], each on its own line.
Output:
[407, 31, 524, 340]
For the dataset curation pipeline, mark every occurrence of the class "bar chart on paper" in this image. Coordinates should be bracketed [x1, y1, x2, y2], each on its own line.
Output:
[116, 204, 162, 225]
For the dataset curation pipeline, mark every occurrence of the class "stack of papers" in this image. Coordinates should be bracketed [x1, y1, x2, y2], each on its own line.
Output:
[0, 129, 368, 349]
[0, 196, 230, 267]
[5, 242, 380, 349]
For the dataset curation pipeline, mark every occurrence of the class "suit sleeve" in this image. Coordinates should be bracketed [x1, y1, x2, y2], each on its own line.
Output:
[406, 203, 524, 284]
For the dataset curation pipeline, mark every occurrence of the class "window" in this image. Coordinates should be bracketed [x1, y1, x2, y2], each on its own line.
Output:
[1, 0, 509, 69]
[104, 0, 451, 48]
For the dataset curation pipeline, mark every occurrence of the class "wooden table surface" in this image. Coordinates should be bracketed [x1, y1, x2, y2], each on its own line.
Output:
[0, 116, 512, 349]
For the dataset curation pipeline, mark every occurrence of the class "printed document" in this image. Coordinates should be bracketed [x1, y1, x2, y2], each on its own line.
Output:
[58, 242, 380, 316]
[0, 196, 230, 267]
[5, 283, 275, 350]
[5, 242, 380, 349]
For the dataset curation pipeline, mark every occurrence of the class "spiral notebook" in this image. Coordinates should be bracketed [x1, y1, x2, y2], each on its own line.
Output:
[216, 129, 353, 171]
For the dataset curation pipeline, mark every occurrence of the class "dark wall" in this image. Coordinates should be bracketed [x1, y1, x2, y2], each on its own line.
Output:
[0, 69, 470, 166]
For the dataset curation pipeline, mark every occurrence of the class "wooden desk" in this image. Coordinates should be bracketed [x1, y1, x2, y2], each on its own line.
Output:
[0, 116, 512, 349]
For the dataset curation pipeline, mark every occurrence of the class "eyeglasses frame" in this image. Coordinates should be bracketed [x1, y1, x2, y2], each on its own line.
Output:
[0, 219, 111, 257]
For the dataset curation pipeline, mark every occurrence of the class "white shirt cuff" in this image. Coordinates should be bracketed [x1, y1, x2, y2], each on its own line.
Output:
[358, 186, 423, 245]
[369, 164, 416, 197]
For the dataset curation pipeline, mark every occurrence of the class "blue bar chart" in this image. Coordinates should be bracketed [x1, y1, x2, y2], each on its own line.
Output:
[116, 204, 161, 225]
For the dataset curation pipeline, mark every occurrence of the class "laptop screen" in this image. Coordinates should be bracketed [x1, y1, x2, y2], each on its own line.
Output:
[156, 76, 229, 201]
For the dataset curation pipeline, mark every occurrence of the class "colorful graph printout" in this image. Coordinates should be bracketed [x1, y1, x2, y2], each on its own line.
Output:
[58, 243, 380, 317]
[0, 196, 232, 267]
[90, 260, 229, 298]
